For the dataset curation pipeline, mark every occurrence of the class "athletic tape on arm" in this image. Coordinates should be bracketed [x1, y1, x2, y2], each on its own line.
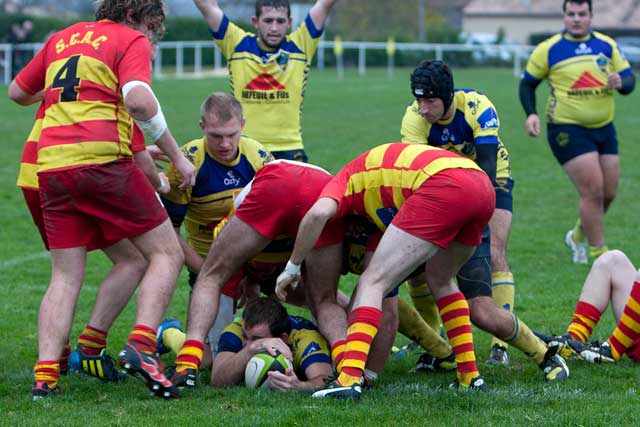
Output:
[122, 80, 168, 142]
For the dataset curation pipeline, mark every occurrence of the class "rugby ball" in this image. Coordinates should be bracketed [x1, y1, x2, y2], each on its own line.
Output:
[244, 351, 292, 389]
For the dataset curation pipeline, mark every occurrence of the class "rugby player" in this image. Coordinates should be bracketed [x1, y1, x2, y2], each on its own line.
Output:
[401, 60, 516, 366]
[9, 0, 196, 399]
[192, 0, 338, 161]
[519, 0, 635, 264]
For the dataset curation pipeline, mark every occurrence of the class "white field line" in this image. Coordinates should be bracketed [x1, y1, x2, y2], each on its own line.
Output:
[0, 251, 49, 270]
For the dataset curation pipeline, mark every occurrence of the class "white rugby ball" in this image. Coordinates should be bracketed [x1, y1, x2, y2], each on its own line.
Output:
[244, 351, 292, 389]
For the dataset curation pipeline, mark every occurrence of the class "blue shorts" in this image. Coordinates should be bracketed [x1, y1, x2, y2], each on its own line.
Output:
[494, 177, 514, 212]
[458, 227, 492, 299]
[547, 123, 618, 165]
[272, 149, 309, 163]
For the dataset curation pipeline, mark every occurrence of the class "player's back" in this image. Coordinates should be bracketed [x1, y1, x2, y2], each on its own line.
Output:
[17, 20, 152, 172]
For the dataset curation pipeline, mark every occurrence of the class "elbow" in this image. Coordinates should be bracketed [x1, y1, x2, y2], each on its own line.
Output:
[8, 82, 30, 105]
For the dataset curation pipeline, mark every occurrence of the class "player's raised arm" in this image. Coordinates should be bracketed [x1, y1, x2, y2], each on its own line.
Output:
[309, 0, 338, 30]
[193, 0, 224, 33]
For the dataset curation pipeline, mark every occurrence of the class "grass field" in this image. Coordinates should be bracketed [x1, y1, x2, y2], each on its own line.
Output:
[2, 67, 640, 426]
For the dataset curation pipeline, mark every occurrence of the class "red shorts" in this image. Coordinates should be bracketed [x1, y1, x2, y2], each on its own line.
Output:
[392, 168, 495, 248]
[22, 188, 49, 250]
[38, 160, 168, 250]
[234, 161, 344, 248]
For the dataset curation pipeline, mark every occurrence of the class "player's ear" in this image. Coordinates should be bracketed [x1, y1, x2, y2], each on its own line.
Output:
[279, 333, 289, 343]
[241, 116, 246, 129]
[251, 16, 259, 27]
[199, 119, 205, 132]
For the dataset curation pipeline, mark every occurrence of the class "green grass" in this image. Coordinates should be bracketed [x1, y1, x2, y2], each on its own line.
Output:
[2, 67, 640, 426]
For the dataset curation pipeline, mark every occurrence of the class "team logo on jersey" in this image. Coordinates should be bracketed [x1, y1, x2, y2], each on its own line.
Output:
[467, 99, 481, 115]
[570, 71, 605, 89]
[441, 128, 456, 143]
[574, 42, 593, 55]
[595, 53, 610, 75]
[242, 73, 290, 103]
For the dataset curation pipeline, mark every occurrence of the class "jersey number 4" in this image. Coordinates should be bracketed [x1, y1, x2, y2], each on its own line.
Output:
[52, 55, 81, 102]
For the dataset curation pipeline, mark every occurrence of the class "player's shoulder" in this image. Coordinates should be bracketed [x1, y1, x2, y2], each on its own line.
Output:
[288, 315, 318, 332]
[591, 31, 618, 47]
[239, 136, 274, 163]
[180, 138, 206, 165]
[222, 319, 243, 335]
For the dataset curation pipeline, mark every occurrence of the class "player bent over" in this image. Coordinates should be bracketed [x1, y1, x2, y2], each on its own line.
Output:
[278, 143, 495, 399]
[9, 0, 196, 400]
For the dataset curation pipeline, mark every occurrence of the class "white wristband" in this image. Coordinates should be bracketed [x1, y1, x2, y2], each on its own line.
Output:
[156, 178, 169, 193]
[283, 261, 301, 276]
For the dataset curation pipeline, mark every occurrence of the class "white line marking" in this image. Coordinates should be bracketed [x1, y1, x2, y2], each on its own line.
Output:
[0, 251, 49, 270]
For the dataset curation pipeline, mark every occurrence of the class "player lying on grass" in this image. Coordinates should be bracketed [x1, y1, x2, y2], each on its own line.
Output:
[537, 250, 640, 363]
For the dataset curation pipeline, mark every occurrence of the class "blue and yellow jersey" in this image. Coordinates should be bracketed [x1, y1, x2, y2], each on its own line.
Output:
[212, 14, 323, 152]
[161, 136, 273, 257]
[523, 31, 632, 128]
[400, 89, 511, 180]
[217, 316, 331, 378]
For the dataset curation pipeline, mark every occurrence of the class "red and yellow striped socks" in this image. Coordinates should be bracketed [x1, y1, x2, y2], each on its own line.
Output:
[34, 360, 60, 389]
[175, 339, 205, 373]
[337, 307, 382, 387]
[78, 325, 108, 356]
[437, 292, 479, 386]
[331, 339, 347, 372]
[607, 282, 640, 361]
[127, 324, 157, 353]
[567, 301, 602, 342]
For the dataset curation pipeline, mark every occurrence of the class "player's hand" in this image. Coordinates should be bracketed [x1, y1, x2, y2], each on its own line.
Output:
[525, 114, 541, 137]
[267, 368, 303, 391]
[147, 144, 170, 169]
[173, 156, 196, 190]
[252, 338, 293, 360]
[275, 261, 301, 301]
[607, 72, 622, 90]
[156, 172, 170, 194]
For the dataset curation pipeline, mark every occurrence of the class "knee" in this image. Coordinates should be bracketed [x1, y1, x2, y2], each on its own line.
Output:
[468, 299, 496, 331]
[593, 249, 625, 272]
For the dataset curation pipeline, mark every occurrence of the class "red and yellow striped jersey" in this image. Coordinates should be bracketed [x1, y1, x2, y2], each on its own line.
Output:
[15, 20, 152, 172]
[320, 143, 482, 231]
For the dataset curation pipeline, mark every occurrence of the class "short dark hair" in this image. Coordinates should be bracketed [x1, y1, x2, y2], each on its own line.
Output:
[563, 0, 592, 13]
[255, 0, 290, 18]
[243, 297, 291, 337]
[95, 0, 166, 40]
[410, 60, 455, 112]
[200, 92, 243, 123]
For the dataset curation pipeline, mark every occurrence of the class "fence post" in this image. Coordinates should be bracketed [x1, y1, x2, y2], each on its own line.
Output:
[195, 42, 202, 76]
[176, 42, 184, 77]
[317, 42, 325, 70]
[3, 44, 12, 85]
[358, 44, 366, 75]
[154, 45, 162, 78]
[214, 46, 222, 72]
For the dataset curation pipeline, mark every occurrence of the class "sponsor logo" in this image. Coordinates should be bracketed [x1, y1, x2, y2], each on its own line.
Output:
[242, 73, 290, 102]
[478, 107, 499, 129]
[224, 170, 241, 186]
[302, 342, 321, 358]
[570, 71, 605, 90]
[575, 42, 592, 55]
[441, 128, 456, 143]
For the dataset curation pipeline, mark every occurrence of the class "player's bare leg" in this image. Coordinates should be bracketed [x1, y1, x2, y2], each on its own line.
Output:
[365, 295, 399, 382]
[563, 152, 606, 249]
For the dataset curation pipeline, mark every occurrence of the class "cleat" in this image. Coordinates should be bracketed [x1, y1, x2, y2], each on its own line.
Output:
[486, 344, 510, 367]
[539, 345, 569, 381]
[449, 375, 488, 392]
[72, 345, 127, 382]
[566, 340, 615, 364]
[565, 230, 588, 265]
[535, 332, 577, 359]
[32, 381, 61, 400]
[415, 352, 457, 372]
[118, 343, 180, 399]
[311, 379, 362, 400]
[156, 318, 183, 356]
[167, 365, 197, 389]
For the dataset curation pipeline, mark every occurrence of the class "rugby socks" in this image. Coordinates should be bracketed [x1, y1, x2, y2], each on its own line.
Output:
[59, 342, 71, 373]
[437, 292, 479, 386]
[337, 307, 382, 387]
[331, 339, 347, 372]
[127, 324, 157, 353]
[175, 340, 205, 373]
[78, 325, 108, 356]
[590, 245, 609, 260]
[397, 298, 452, 358]
[163, 327, 187, 354]
[567, 301, 602, 342]
[408, 282, 441, 332]
[606, 281, 640, 361]
[503, 313, 547, 365]
[490, 271, 515, 350]
[34, 360, 60, 389]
